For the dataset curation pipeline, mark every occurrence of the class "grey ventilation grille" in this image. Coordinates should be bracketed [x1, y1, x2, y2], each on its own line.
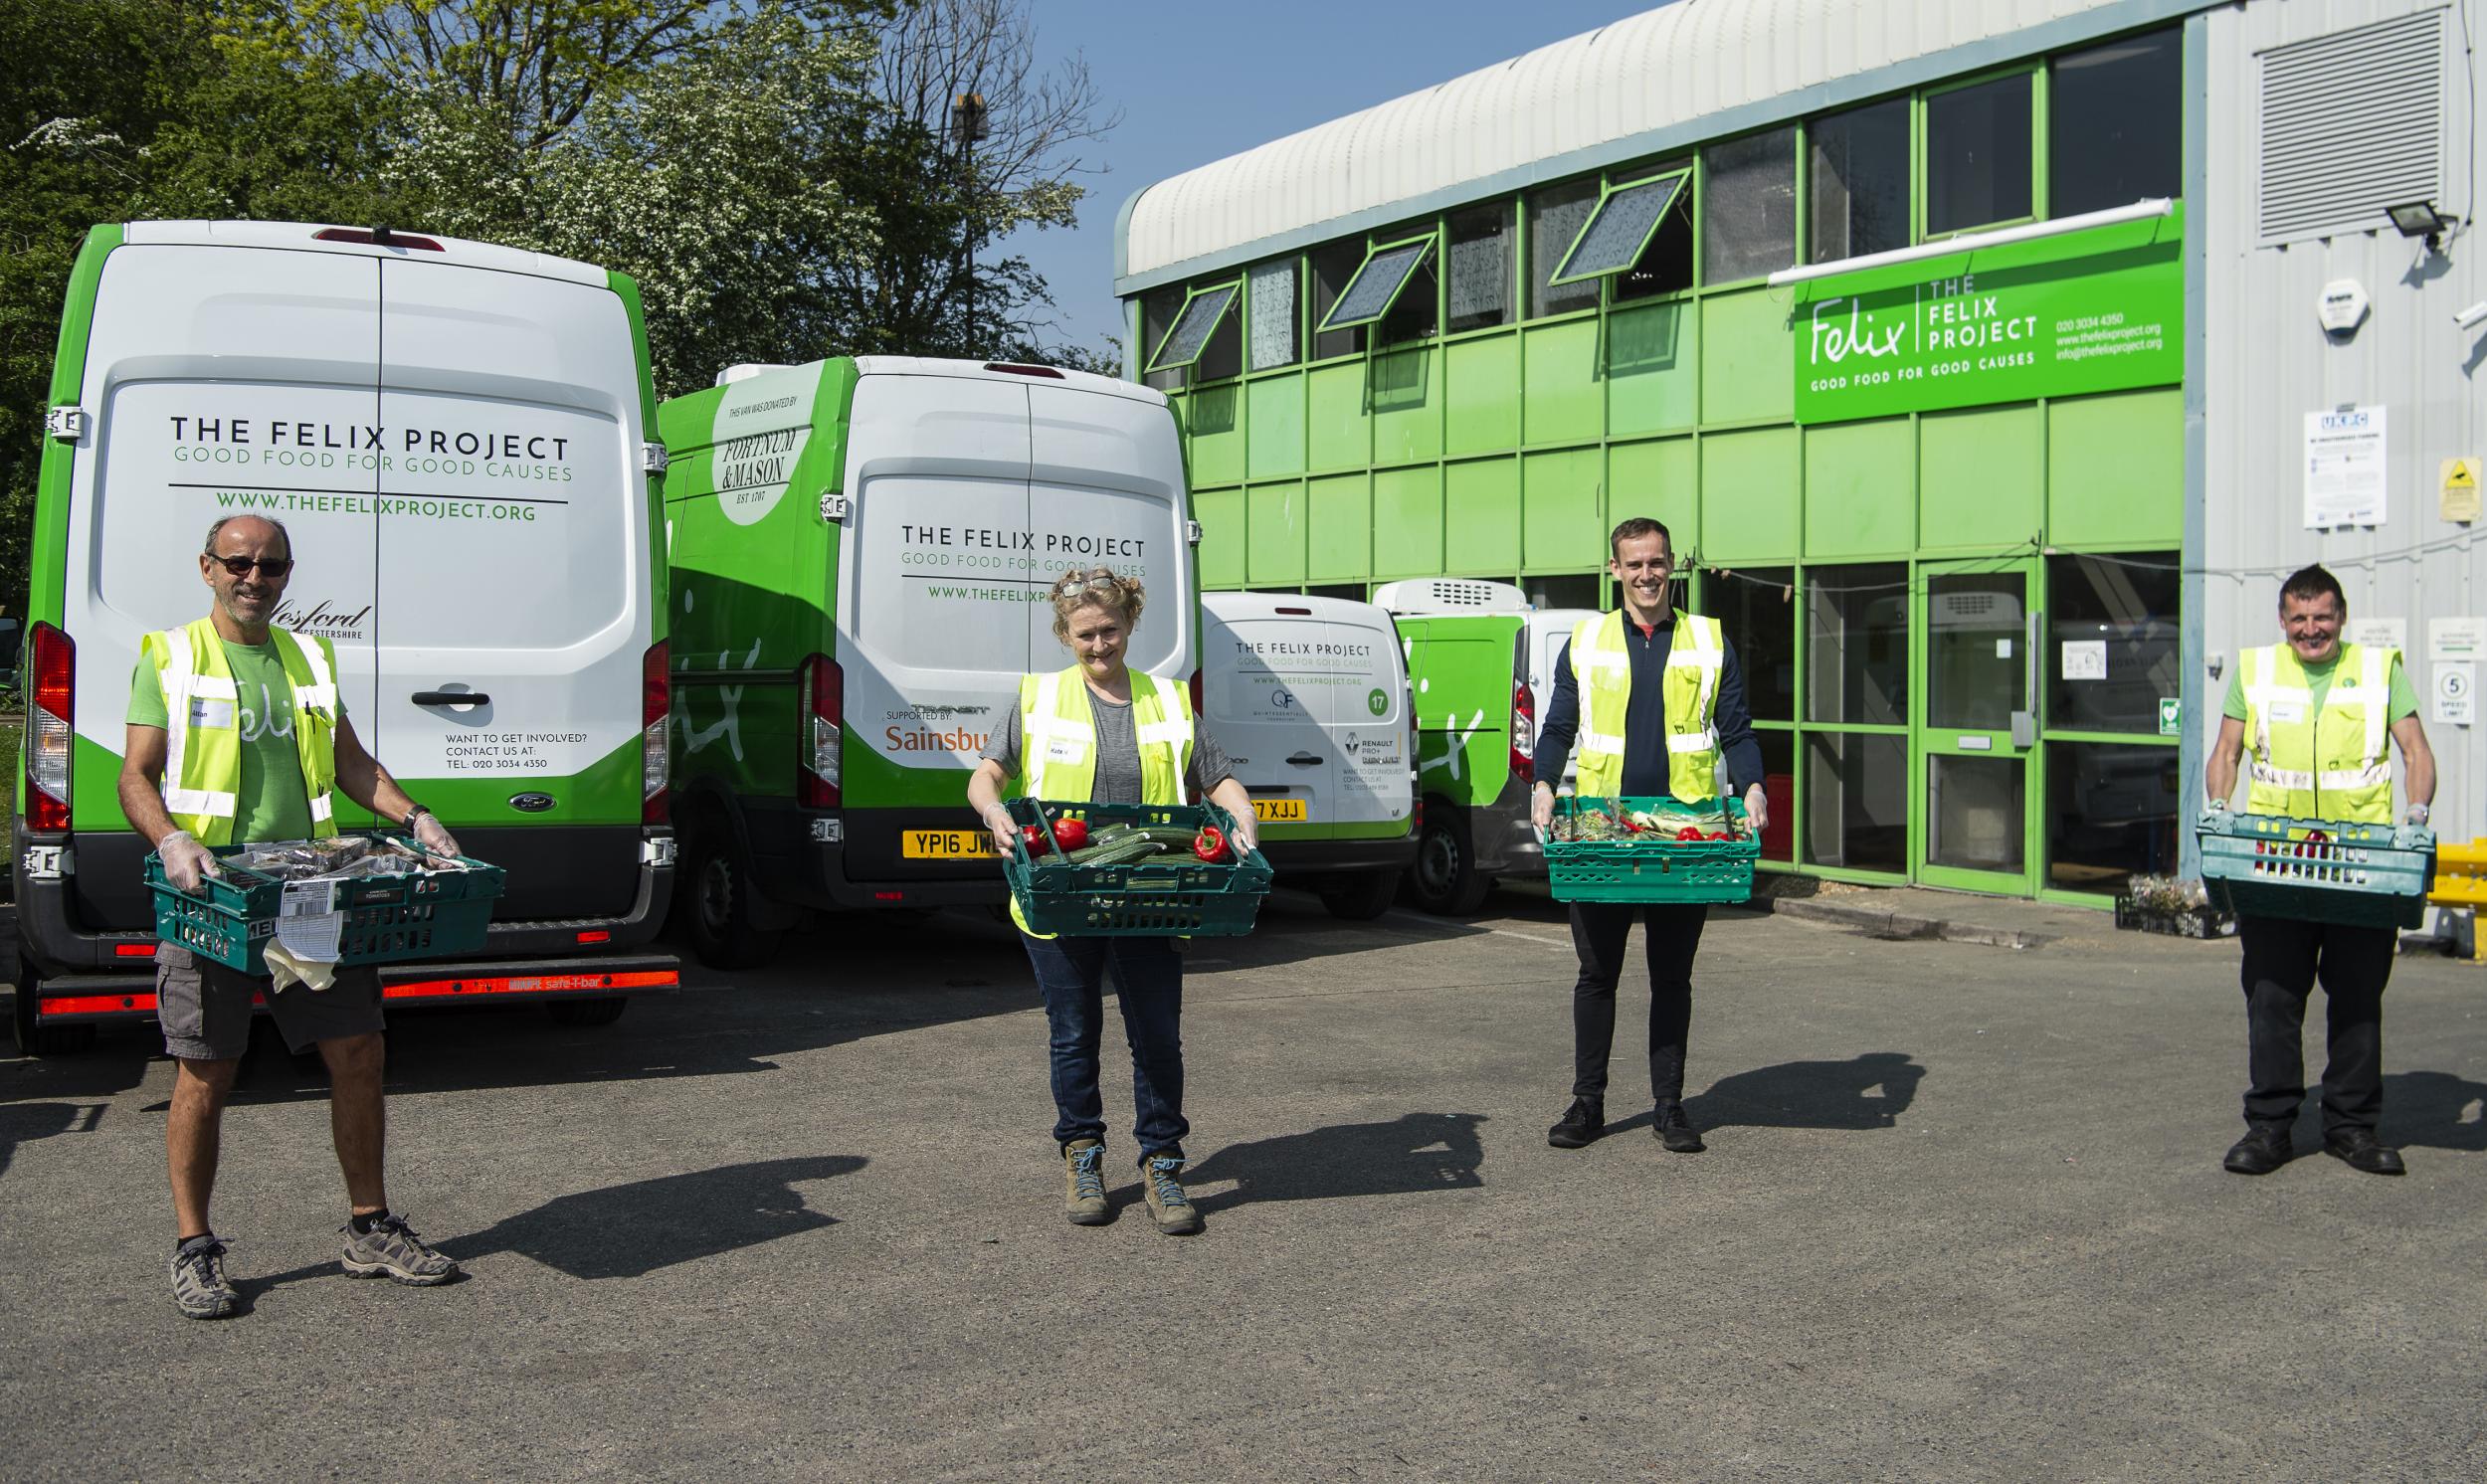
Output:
[2256, 9, 2448, 246]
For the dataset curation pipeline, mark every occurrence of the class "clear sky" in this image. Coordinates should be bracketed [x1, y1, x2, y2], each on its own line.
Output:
[996, 1, 1667, 361]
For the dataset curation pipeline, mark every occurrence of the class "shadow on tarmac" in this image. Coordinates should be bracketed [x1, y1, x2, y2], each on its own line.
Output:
[2380, 1069, 2487, 1151]
[1679, 1052, 1926, 1132]
[1181, 1111, 1486, 1212]
[242, 1155, 866, 1298]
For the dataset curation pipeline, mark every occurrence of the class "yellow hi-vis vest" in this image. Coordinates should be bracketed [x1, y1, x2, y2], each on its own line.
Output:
[1011, 665, 1196, 936]
[2238, 642, 2396, 824]
[1570, 608, 1725, 802]
[141, 617, 341, 844]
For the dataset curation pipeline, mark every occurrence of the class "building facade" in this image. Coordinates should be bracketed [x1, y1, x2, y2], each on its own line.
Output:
[1115, 0, 2486, 906]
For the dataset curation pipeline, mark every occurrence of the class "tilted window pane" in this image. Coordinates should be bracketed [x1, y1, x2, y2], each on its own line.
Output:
[1552, 174, 1687, 283]
[1701, 129, 1797, 282]
[1247, 260, 1297, 371]
[1311, 241, 1367, 360]
[1141, 287, 1185, 391]
[1446, 204, 1511, 332]
[1317, 239, 1434, 331]
[1810, 98, 1911, 263]
[1146, 282, 1241, 371]
[1927, 73, 2033, 234]
[1528, 180, 1601, 317]
[2051, 29, 2181, 217]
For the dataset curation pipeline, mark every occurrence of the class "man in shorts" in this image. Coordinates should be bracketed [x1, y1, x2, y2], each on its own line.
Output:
[122, 515, 468, 1318]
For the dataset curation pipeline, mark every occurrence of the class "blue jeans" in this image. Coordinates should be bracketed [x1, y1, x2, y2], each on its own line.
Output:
[1020, 933, 1188, 1160]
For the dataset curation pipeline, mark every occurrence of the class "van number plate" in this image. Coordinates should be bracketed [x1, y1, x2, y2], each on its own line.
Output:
[902, 831, 997, 859]
[1252, 799, 1307, 823]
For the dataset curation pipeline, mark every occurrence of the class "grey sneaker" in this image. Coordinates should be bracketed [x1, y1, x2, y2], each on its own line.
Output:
[339, 1213, 459, 1285]
[170, 1234, 237, 1320]
[1063, 1139, 1110, 1225]
[1141, 1155, 1202, 1235]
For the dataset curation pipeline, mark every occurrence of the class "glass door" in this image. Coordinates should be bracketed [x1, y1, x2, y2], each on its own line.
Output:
[1914, 558, 2039, 893]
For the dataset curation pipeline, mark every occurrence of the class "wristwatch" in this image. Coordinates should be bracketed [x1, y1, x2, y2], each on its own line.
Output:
[402, 804, 434, 830]
[2407, 803, 2431, 826]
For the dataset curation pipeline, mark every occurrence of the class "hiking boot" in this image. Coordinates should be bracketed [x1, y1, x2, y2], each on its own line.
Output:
[1062, 1139, 1110, 1225]
[170, 1234, 237, 1320]
[1141, 1155, 1202, 1235]
[2222, 1125, 2291, 1176]
[1547, 1097, 1605, 1149]
[1654, 1101, 1706, 1154]
[339, 1212, 459, 1285]
[2323, 1128, 2406, 1176]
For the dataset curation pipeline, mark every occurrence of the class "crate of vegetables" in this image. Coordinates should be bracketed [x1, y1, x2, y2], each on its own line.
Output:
[146, 833, 507, 974]
[1544, 796, 1760, 905]
[2197, 810, 2434, 930]
[1001, 798, 1274, 937]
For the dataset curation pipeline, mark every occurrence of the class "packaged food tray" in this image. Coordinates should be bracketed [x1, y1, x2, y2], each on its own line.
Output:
[1003, 798, 1272, 937]
[147, 833, 508, 975]
[1545, 796, 1760, 905]
[2197, 811, 2434, 930]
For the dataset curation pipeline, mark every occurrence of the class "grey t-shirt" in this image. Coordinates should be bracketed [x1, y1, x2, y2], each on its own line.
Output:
[981, 690, 1233, 804]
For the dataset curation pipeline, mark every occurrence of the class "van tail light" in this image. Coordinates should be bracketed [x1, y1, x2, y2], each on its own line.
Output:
[643, 641, 670, 825]
[1508, 640, 1535, 785]
[1189, 667, 1203, 717]
[798, 652, 843, 809]
[26, 622, 73, 832]
[312, 226, 444, 251]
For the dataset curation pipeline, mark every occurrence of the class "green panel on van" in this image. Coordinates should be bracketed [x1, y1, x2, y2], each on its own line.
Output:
[1607, 298, 1698, 438]
[1371, 465, 1443, 578]
[1523, 448, 1603, 570]
[1804, 417, 1915, 558]
[27, 225, 122, 635]
[1306, 361, 1370, 470]
[1194, 486, 1246, 588]
[1399, 614, 1518, 808]
[1521, 319, 1602, 447]
[1246, 480, 1307, 585]
[1306, 473, 1372, 582]
[1698, 427, 1799, 562]
[1920, 404, 2042, 553]
[1609, 438, 1697, 550]
[1698, 287, 1793, 426]
[1443, 334, 1520, 455]
[1245, 373, 1305, 478]
[1369, 346, 1440, 465]
[1444, 458, 1520, 574]
[2048, 388, 2183, 548]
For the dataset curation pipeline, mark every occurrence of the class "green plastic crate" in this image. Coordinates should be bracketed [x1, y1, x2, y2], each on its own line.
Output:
[2198, 811, 2435, 930]
[147, 834, 508, 975]
[1545, 796, 1760, 905]
[1003, 799, 1273, 937]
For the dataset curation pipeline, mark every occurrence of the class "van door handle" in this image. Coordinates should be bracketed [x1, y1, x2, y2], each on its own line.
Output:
[1286, 752, 1324, 766]
[413, 690, 490, 707]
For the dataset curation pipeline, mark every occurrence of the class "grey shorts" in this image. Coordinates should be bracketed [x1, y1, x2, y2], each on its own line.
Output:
[156, 943, 385, 1061]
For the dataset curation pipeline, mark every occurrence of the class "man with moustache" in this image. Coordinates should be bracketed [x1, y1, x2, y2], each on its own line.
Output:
[123, 515, 467, 1318]
[1530, 517, 1769, 1153]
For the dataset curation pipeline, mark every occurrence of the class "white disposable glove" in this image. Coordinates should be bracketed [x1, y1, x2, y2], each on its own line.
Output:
[412, 812, 462, 861]
[157, 830, 221, 894]
[1530, 783, 1556, 834]
[1742, 783, 1771, 836]
[2404, 803, 2432, 827]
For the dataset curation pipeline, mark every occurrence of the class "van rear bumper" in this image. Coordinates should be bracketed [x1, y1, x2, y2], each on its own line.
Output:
[20, 954, 681, 1025]
[1256, 834, 1419, 878]
[744, 801, 1008, 911]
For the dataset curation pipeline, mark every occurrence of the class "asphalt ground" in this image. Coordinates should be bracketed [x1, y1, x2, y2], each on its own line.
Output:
[3, 888, 2484, 1482]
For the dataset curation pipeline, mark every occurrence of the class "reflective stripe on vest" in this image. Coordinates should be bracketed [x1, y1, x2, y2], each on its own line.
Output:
[144, 617, 341, 844]
[1569, 609, 1724, 802]
[2239, 642, 2395, 824]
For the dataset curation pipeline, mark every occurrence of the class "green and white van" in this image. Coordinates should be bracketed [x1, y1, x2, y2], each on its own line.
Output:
[1375, 580, 1598, 914]
[1200, 591, 1415, 919]
[661, 357, 1197, 967]
[13, 222, 677, 1053]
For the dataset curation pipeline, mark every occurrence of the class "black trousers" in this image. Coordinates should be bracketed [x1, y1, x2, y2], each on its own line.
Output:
[2237, 914, 2394, 1136]
[1568, 901, 1708, 1105]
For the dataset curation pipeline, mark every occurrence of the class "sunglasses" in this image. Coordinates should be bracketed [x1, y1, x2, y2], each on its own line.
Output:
[212, 555, 293, 578]
[1052, 570, 1122, 599]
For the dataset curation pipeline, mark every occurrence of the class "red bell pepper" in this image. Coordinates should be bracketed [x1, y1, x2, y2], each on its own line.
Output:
[1675, 827, 1706, 841]
[1052, 818, 1090, 851]
[1193, 826, 1233, 863]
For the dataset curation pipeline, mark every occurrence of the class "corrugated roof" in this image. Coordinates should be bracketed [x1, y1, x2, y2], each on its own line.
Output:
[1118, 0, 2215, 293]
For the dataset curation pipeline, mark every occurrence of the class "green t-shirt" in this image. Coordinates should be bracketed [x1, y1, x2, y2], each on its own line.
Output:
[128, 639, 340, 842]
[2220, 649, 2419, 724]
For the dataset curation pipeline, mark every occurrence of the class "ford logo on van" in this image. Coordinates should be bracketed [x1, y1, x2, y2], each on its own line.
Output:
[508, 793, 556, 814]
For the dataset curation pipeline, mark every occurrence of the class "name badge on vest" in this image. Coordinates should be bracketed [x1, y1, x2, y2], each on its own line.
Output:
[2269, 701, 2306, 724]
[1045, 736, 1086, 765]
[187, 696, 235, 730]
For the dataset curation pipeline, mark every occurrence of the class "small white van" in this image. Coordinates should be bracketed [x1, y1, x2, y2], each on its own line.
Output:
[1200, 592, 1416, 919]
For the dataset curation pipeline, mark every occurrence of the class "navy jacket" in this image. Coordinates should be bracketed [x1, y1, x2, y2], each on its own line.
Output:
[1533, 611, 1766, 799]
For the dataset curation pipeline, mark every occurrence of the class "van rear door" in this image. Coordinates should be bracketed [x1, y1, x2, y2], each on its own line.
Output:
[370, 256, 652, 919]
[1202, 598, 1330, 840]
[1321, 601, 1411, 831]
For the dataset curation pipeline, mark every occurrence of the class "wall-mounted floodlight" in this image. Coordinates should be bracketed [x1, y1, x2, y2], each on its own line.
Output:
[2388, 200, 2451, 252]
[2456, 301, 2487, 331]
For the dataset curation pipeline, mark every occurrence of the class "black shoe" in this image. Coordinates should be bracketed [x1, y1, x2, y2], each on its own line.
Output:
[2323, 1128, 2406, 1176]
[1547, 1098, 1605, 1149]
[1654, 1101, 1705, 1154]
[2222, 1126, 2292, 1175]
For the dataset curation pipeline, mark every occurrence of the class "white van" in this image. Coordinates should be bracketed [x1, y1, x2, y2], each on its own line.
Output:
[662, 358, 1198, 966]
[13, 221, 675, 1052]
[1200, 592, 1416, 919]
